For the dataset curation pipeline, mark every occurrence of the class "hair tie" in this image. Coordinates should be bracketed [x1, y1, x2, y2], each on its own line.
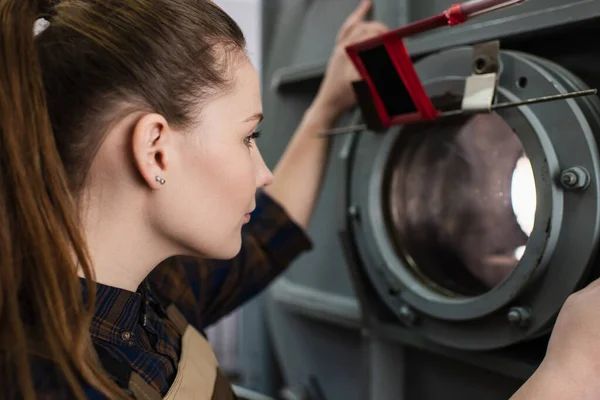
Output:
[36, 0, 60, 21]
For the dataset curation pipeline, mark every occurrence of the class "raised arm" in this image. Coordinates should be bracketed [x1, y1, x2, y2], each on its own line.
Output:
[264, 0, 387, 229]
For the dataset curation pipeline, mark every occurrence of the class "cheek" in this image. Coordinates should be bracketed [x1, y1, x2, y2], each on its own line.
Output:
[183, 144, 256, 214]
[156, 139, 258, 258]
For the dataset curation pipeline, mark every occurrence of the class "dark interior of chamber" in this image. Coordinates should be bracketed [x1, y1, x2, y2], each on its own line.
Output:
[382, 94, 530, 297]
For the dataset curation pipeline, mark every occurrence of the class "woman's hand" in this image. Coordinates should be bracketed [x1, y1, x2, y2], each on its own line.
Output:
[312, 0, 388, 121]
[511, 279, 600, 399]
[544, 279, 600, 384]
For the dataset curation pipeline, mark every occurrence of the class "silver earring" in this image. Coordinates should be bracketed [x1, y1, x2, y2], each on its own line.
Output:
[155, 176, 166, 185]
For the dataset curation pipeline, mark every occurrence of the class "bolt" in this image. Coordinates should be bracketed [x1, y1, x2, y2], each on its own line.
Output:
[474, 56, 488, 73]
[560, 166, 590, 191]
[348, 205, 360, 220]
[399, 304, 417, 326]
[561, 171, 577, 186]
[507, 306, 532, 329]
[473, 55, 497, 74]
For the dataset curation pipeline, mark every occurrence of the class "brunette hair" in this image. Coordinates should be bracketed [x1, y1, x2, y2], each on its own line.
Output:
[0, 0, 245, 398]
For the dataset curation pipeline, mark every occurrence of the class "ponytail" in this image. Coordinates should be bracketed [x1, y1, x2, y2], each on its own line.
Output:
[0, 2, 125, 398]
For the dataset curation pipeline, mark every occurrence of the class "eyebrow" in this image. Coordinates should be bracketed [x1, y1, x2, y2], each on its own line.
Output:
[243, 113, 264, 124]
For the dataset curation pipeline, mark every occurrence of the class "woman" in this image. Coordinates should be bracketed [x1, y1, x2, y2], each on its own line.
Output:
[2, 0, 599, 399]
[0, 0, 387, 398]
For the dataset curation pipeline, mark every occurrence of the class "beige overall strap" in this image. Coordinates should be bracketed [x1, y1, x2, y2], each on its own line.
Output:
[212, 369, 236, 400]
[163, 325, 219, 399]
[124, 305, 188, 400]
[126, 304, 236, 399]
[166, 304, 189, 335]
[128, 372, 163, 400]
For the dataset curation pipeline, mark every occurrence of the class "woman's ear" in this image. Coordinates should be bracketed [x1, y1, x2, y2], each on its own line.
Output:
[131, 113, 172, 189]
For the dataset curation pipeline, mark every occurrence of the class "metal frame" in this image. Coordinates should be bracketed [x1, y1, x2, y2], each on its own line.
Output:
[260, 2, 600, 398]
[269, 277, 361, 330]
[358, 82, 559, 318]
[271, 2, 600, 92]
[341, 45, 600, 351]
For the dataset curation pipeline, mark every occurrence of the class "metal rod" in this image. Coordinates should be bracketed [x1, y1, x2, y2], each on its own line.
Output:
[318, 89, 597, 137]
[461, 0, 528, 19]
[492, 88, 597, 110]
[317, 124, 368, 137]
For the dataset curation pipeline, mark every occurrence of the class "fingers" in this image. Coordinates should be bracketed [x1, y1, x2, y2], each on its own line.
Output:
[338, 0, 372, 41]
[368, 21, 389, 32]
[344, 21, 388, 44]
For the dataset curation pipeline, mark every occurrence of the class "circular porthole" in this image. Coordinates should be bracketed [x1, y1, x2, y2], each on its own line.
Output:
[346, 46, 600, 350]
[384, 109, 535, 297]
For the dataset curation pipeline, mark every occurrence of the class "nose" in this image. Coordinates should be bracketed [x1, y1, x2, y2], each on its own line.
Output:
[254, 148, 274, 188]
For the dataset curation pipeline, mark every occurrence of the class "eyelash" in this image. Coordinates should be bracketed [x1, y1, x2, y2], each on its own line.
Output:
[244, 131, 261, 148]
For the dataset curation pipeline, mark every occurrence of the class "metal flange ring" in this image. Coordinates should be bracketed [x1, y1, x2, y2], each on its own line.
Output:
[348, 46, 600, 350]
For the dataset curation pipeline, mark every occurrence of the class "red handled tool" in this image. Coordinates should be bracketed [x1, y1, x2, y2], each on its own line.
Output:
[342, 0, 530, 132]
[318, 0, 599, 137]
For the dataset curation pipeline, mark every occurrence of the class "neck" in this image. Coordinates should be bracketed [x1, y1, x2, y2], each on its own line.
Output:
[78, 193, 169, 292]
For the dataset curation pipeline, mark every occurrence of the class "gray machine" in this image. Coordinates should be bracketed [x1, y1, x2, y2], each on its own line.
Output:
[250, 1, 600, 399]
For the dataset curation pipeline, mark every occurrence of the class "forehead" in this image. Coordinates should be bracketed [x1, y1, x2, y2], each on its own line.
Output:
[200, 59, 261, 123]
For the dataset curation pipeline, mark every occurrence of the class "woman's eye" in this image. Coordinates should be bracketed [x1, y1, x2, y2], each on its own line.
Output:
[244, 131, 261, 148]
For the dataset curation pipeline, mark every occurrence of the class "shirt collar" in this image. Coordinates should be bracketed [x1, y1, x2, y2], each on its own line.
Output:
[80, 278, 143, 344]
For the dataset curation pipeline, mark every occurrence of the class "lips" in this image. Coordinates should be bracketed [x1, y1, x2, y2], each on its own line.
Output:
[243, 206, 255, 223]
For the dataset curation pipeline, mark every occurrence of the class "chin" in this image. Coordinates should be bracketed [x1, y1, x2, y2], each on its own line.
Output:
[202, 236, 243, 260]
[219, 243, 243, 260]
[175, 229, 243, 260]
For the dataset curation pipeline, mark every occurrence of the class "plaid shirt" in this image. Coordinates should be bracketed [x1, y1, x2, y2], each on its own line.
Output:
[27, 190, 313, 399]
